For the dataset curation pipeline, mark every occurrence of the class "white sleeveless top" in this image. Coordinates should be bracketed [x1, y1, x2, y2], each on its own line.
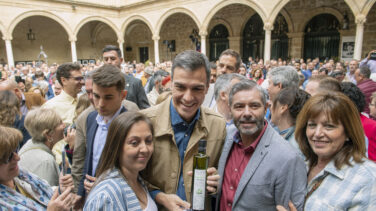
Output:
[143, 190, 158, 211]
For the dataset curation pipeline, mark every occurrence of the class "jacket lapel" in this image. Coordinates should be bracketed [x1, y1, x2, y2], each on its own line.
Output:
[86, 111, 98, 176]
[232, 125, 272, 207]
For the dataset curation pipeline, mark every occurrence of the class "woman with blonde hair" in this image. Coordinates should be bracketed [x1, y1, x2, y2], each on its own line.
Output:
[19, 108, 74, 187]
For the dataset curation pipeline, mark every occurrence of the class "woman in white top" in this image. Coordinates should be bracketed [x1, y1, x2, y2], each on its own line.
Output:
[19, 107, 74, 187]
[84, 112, 158, 211]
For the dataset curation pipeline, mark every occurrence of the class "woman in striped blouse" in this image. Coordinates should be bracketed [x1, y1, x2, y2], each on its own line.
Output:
[84, 112, 158, 211]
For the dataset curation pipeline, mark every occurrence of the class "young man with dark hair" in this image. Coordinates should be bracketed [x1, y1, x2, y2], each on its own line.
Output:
[102, 45, 150, 109]
[141, 50, 226, 210]
[76, 64, 128, 200]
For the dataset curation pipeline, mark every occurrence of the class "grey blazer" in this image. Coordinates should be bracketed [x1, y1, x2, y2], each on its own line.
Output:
[216, 124, 307, 211]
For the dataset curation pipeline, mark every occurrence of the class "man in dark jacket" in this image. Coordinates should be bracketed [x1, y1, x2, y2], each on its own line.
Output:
[102, 45, 150, 109]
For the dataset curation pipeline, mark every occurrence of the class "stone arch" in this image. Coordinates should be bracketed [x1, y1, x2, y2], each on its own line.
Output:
[267, 0, 291, 25]
[202, 0, 267, 33]
[298, 7, 343, 32]
[8, 10, 72, 40]
[155, 7, 201, 36]
[278, 9, 294, 33]
[208, 19, 234, 37]
[74, 16, 119, 39]
[0, 20, 5, 39]
[122, 15, 153, 36]
[344, 0, 376, 17]
[361, 0, 376, 16]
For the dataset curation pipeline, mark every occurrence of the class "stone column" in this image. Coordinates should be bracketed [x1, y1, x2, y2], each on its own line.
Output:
[228, 36, 242, 54]
[200, 31, 207, 55]
[70, 38, 77, 63]
[263, 23, 273, 62]
[118, 39, 124, 58]
[4, 38, 14, 68]
[287, 32, 304, 60]
[354, 14, 366, 60]
[153, 35, 160, 64]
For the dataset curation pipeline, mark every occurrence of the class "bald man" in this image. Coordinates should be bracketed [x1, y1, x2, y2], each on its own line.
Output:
[0, 79, 45, 115]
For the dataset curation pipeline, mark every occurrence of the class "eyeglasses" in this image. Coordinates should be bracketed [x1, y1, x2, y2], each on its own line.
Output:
[2, 150, 17, 164]
[69, 76, 84, 81]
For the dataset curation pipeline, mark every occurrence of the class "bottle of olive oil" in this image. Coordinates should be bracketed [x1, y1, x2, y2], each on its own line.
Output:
[191, 139, 209, 211]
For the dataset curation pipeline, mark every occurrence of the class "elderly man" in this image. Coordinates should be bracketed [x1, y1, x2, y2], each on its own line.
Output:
[216, 80, 307, 211]
[347, 60, 358, 84]
[213, 73, 247, 124]
[267, 66, 299, 102]
[0, 79, 45, 115]
[356, 66, 376, 115]
[141, 50, 226, 210]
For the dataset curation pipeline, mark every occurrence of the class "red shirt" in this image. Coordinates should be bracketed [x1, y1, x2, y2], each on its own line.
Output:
[220, 122, 268, 211]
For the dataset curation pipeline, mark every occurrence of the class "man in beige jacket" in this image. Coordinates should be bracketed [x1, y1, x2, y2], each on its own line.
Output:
[141, 50, 226, 210]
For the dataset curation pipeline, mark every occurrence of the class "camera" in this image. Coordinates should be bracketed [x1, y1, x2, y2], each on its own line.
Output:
[64, 123, 76, 137]
[370, 52, 376, 61]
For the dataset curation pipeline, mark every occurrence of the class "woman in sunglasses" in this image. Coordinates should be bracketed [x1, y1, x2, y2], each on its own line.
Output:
[0, 126, 73, 210]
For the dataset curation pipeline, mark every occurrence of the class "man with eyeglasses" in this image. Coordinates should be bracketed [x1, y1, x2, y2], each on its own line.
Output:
[42, 63, 84, 165]
[43, 63, 84, 125]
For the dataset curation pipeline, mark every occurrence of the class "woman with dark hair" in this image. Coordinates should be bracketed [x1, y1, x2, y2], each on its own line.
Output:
[84, 112, 157, 210]
[279, 92, 376, 210]
[341, 82, 376, 161]
[271, 86, 310, 154]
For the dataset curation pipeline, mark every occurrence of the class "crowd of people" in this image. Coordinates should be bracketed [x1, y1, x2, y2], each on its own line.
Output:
[0, 45, 376, 211]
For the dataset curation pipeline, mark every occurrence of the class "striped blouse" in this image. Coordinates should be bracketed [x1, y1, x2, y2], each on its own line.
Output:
[84, 168, 156, 211]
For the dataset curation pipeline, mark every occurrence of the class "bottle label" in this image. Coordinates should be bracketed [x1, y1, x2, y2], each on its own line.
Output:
[192, 169, 206, 210]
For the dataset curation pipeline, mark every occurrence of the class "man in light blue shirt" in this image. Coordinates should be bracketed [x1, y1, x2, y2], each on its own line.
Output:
[77, 64, 128, 197]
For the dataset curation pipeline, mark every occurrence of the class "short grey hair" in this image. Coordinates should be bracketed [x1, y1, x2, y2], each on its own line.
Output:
[24, 108, 62, 143]
[268, 66, 299, 88]
[171, 50, 210, 85]
[214, 73, 247, 100]
[229, 80, 267, 106]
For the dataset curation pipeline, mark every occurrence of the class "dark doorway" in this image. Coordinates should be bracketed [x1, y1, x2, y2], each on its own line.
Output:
[304, 14, 340, 61]
[242, 14, 264, 62]
[209, 24, 229, 61]
[139, 47, 149, 63]
[271, 14, 289, 60]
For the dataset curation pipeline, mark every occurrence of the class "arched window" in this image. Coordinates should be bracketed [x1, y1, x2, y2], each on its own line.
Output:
[271, 14, 289, 60]
[209, 24, 229, 61]
[242, 14, 264, 62]
[304, 14, 340, 60]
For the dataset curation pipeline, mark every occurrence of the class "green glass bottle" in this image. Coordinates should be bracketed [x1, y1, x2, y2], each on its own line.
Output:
[191, 139, 209, 211]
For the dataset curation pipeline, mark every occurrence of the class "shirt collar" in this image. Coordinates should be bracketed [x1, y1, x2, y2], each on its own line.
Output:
[170, 100, 200, 127]
[60, 90, 77, 104]
[21, 92, 26, 106]
[96, 106, 123, 127]
[323, 159, 349, 180]
[233, 120, 268, 152]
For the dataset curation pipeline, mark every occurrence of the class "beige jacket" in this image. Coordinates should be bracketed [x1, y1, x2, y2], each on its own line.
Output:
[140, 97, 226, 209]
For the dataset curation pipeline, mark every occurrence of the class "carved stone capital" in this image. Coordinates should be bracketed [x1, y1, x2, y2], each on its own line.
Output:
[355, 14, 366, 25]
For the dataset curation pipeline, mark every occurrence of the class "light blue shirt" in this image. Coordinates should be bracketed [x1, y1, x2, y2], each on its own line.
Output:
[92, 107, 123, 176]
[304, 159, 376, 210]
